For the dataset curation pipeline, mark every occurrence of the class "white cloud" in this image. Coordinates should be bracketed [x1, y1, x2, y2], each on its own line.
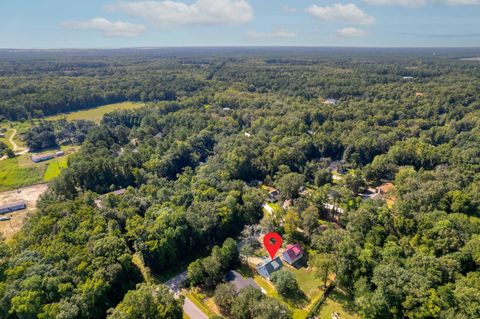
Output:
[247, 29, 297, 38]
[444, 0, 480, 4]
[63, 17, 146, 37]
[363, 0, 480, 6]
[106, 0, 254, 26]
[363, 0, 427, 7]
[336, 27, 367, 38]
[281, 5, 297, 13]
[305, 4, 374, 25]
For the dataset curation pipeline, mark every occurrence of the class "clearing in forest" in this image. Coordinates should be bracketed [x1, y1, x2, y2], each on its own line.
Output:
[45, 102, 146, 123]
[0, 183, 48, 239]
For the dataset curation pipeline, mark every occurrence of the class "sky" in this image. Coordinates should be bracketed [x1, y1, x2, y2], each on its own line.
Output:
[1, 0, 480, 48]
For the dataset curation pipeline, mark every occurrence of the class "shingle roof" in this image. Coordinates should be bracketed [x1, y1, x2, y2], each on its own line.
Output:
[257, 256, 283, 275]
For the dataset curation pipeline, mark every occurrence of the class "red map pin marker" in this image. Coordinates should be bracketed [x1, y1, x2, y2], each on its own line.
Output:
[263, 232, 282, 260]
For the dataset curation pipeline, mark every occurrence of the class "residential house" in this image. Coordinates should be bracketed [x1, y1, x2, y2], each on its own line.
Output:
[265, 187, 280, 202]
[360, 182, 394, 201]
[282, 243, 305, 265]
[94, 188, 127, 208]
[0, 201, 26, 215]
[328, 160, 346, 174]
[256, 256, 283, 280]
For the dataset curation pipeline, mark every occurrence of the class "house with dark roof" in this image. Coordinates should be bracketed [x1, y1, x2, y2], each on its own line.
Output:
[256, 256, 283, 280]
[265, 186, 280, 202]
[282, 243, 305, 265]
[328, 160, 346, 174]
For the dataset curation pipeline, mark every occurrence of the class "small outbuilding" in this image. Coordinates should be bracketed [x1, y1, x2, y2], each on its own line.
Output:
[0, 200, 26, 215]
[256, 256, 283, 280]
[282, 243, 305, 265]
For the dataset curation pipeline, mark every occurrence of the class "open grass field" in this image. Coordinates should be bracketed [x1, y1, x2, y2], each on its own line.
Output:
[0, 129, 14, 149]
[0, 146, 78, 192]
[43, 156, 69, 182]
[0, 157, 44, 192]
[45, 102, 145, 123]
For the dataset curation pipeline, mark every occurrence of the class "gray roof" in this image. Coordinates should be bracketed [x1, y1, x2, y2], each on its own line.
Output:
[257, 256, 283, 275]
[0, 200, 26, 211]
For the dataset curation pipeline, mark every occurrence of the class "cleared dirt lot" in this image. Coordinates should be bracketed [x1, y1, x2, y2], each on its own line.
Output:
[0, 183, 48, 239]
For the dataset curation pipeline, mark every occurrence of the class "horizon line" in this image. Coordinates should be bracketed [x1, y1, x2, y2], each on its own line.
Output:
[1, 45, 480, 51]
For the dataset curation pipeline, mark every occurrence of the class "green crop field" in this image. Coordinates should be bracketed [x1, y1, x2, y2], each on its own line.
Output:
[43, 156, 69, 182]
[0, 157, 44, 192]
[45, 102, 146, 123]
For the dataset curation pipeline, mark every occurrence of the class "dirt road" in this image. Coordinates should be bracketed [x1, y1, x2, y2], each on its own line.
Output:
[9, 129, 29, 154]
[0, 183, 48, 239]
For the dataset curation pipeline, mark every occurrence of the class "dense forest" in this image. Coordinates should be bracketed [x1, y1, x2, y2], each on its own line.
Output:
[0, 48, 480, 319]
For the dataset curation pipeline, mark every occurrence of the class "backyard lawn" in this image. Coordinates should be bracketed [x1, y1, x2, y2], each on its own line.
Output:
[319, 288, 360, 319]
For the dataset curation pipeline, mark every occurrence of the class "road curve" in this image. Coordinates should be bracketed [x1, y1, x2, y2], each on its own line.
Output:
[164, 271, 209, 319]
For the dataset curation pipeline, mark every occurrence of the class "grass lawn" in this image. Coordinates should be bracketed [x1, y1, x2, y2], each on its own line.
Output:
[288, 266, 322, 300]
[0, 156, 44, 191]
[319, 287, 360, 319]
[245, 261, 354, 319]
[43, 156, 69, 182]
[0, 129, 14, 149]
[45, 102, 145, 123]
[0, 146, 78, 191]
[186, 290, 216, 318]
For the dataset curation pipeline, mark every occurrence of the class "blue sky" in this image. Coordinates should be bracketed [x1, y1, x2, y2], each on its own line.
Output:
[1, 0, 480, 48]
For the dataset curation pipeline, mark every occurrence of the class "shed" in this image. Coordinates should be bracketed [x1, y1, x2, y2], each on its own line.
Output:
[55, 151, 65, 157]
[282, 243, 305, 265]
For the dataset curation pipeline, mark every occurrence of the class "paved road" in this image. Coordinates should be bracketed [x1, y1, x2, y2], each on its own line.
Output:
[164, 271, 187, 297]
[184, 298, 208, 319]
[165, 271, 209, 319]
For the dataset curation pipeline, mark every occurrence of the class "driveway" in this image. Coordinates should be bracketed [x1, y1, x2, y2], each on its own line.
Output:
[226, 270, 261, 292]
[164, 271, 187, 295]
[164, 271, 209, 319]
